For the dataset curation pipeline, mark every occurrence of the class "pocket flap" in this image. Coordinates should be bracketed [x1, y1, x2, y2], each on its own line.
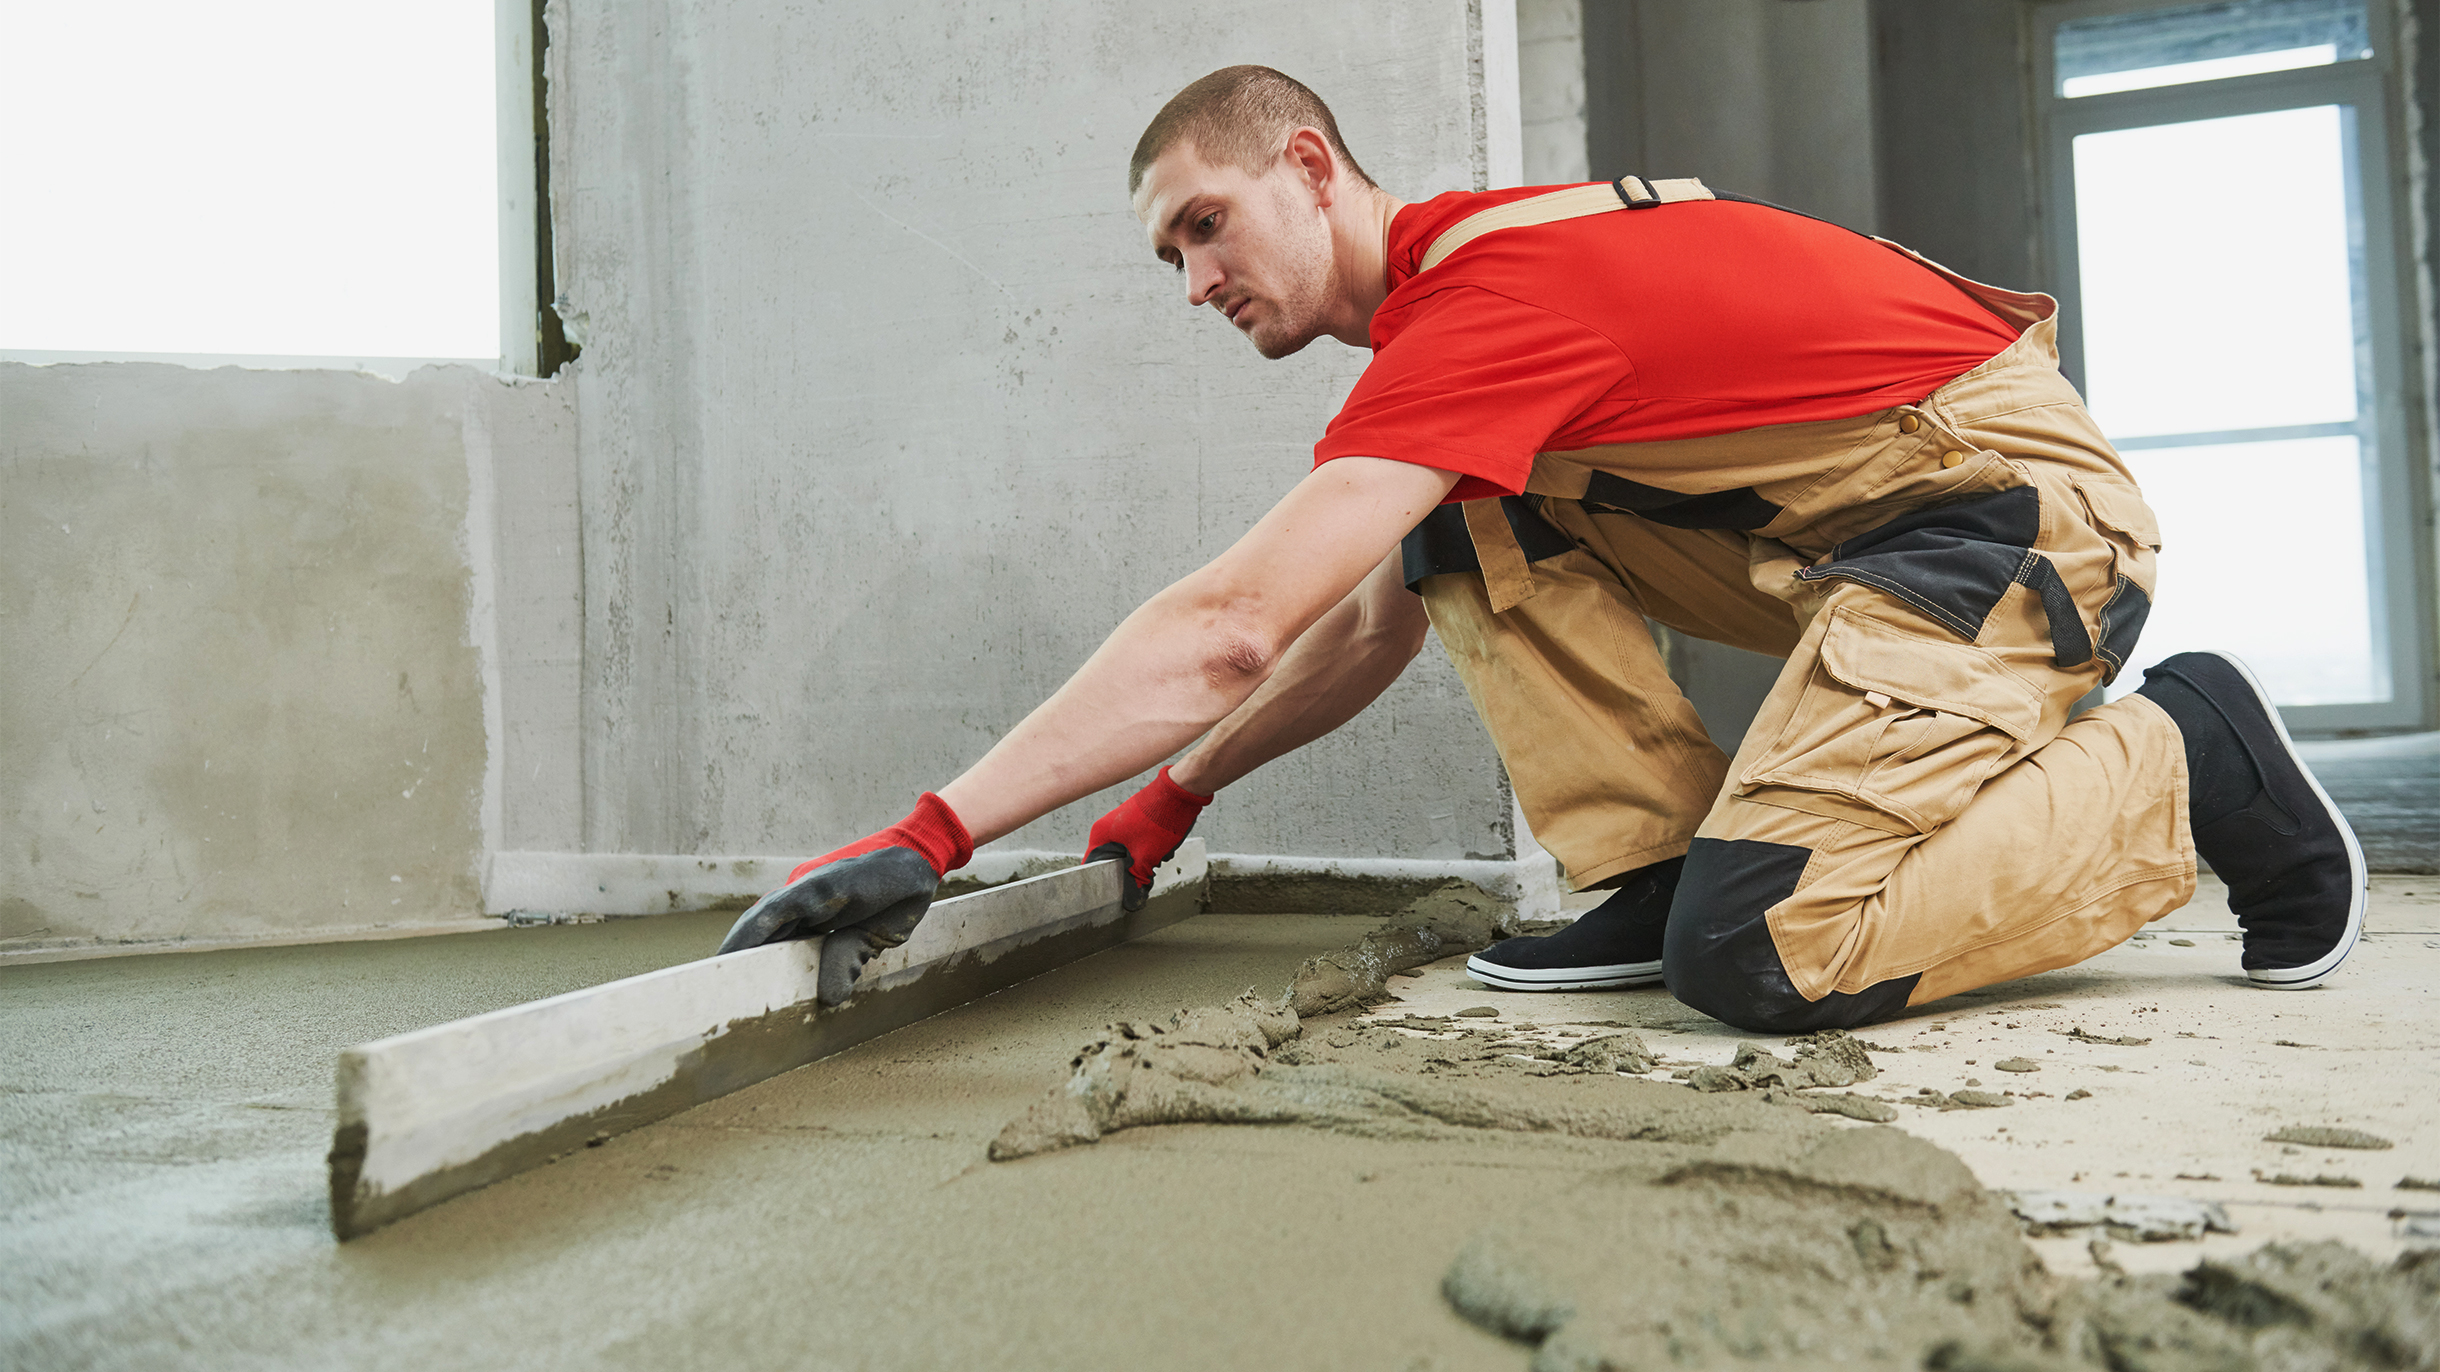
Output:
[1815, 609, 2043, 742]
[2075, 479, 2162, 551]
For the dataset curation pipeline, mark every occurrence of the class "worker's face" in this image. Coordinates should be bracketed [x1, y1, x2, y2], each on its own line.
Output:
[1136, 142, 1337, 360]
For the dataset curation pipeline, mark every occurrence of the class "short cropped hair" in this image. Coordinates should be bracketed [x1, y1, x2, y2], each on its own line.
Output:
[1129, 66, 1376, 196]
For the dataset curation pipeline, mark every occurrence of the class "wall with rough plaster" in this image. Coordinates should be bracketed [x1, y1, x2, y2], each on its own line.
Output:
[0, 363, 574, 954]
[2, 1, 1517, 956]
[545, 0, 1511, 867]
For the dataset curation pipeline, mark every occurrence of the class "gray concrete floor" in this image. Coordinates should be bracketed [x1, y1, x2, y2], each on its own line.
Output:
[2300, 731, 2440, 874]
[0, 911, 1579, 1371]
[7, 881, 2435, 1369]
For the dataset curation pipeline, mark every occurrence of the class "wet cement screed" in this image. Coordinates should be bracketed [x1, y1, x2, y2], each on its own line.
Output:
[4, 881, 2437, 1369]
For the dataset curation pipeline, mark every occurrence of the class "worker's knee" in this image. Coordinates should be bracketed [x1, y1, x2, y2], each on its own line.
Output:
[1661, 837, 1917, 1034]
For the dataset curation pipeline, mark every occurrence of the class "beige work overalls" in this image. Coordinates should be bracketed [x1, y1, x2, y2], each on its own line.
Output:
[1404, 177, 2197, 1030]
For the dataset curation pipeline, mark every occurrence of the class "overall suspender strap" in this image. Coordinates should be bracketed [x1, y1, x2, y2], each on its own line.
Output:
[1414, 176, 1716, 273]
[1615, 174, 1717, 208]
[1409, 175, 1716, 611]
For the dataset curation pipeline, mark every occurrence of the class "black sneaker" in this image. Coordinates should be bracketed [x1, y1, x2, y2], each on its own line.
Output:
[1465, 857, 1681, 991]
[2137, 651, 2366, 989]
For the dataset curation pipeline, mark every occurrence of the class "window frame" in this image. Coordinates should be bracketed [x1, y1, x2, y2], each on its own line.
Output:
[2034, 0, 2435, 735]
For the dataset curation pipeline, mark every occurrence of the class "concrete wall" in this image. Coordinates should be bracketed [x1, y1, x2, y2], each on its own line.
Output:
[1584, 0, 1877, 231]
[1870, 0, 2042, 293]
[5, 0, 1527, 958]
[542, 0, 1512, 874]
[0, 363, 574, 954]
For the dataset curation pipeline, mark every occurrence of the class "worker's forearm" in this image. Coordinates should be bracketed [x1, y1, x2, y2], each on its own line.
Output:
[1171, 561, 1425, 795]
[934, 457, 1457, 846]
[937, 587, 1271, 844]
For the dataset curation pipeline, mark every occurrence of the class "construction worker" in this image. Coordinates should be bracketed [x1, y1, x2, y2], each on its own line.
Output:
[720, 66, 2365, 1031]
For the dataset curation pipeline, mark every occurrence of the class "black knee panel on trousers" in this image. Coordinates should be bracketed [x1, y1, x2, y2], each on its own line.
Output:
[1662, 837, 1921, 1033]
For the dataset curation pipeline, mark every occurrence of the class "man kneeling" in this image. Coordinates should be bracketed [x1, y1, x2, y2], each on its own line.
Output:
[719, 66, 2366, 1031]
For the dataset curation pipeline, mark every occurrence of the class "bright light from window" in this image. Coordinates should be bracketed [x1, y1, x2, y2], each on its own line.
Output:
[2075, 103, 2388, 707]
[0, 0, 499, 361]
[2062, 43, 2339, 97]
[2073, 106, 2358, 439]
[2117, 437, 2380, 705]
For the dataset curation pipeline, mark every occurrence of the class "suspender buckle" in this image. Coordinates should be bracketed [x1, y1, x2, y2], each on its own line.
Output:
[1613, 175, 1662, 208]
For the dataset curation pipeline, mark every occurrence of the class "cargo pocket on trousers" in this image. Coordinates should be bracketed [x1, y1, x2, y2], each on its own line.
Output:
[2073, 479, 2162, 682]
[1739, 607, 2044, 834]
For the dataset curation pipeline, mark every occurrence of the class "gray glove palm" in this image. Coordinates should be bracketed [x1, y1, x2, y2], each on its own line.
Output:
[716, 847, 939, 1006]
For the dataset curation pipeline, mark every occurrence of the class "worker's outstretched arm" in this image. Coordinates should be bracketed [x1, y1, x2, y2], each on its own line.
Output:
[940, 457, 1457, 838]
[1079, 548, 1428, 899]
[718, 456, 1459, 991]
[1169, 546, 1428, 795]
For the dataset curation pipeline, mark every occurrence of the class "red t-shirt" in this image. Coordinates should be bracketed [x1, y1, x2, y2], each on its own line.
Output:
[1314, 185, 2024, 502]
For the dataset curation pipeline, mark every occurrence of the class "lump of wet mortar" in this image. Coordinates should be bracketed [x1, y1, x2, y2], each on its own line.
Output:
[2264, 1126, 2394, 1151]
[988, 995, 1784, 1162]
[1540, 1032, 1656, 1076]
[1444, 1135, 2440, 1369]
[2045, 1241, 2440, 1370]
[987, 992, 1299, 1160]
[1680, 1030, 1882, 1094]
[1283, 888, 1508, 1017]
[2061, 1027, 2151, 1046]
[1441, 1127, 2055, 1366]
[1687, 1064, 1750, 1093]
[1779, 1091, 1900, 1123]
[2005, 1190, 2236, 1242]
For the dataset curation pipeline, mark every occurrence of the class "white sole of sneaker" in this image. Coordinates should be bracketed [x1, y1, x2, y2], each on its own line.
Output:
[2202, 651, 2367, 990]
[1463, 954, 1664, 992]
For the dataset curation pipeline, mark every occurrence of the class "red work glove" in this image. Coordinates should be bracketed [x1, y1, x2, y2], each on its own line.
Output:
[717, 793, 975, 1006]
[779, 791, 973, 885]
[1084, 766, 1211, 911]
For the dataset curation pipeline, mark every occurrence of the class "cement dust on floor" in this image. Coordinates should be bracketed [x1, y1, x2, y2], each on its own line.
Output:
[5, 910, 1585, 1372]
[1400, 874, 2440, 1279]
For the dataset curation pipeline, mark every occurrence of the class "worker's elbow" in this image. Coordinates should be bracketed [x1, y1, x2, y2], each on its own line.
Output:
[1200, 625, 1283, 691]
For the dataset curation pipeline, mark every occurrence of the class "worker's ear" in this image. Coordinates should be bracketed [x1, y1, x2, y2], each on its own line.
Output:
[1282, 126, 1337, 208]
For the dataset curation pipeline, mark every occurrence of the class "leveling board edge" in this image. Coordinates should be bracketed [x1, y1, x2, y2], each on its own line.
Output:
[329, 841, 1209, 1240]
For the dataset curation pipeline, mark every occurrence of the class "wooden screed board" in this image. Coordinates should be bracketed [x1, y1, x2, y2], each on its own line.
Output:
[329, 842, 1208, 1239]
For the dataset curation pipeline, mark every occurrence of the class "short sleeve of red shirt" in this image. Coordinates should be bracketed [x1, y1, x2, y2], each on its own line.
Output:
[1314, 286, 1623, 502]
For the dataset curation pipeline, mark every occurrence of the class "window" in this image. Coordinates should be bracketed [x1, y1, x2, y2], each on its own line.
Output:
[0, 0, 508, 370]
[2039, 0, 2431, 732]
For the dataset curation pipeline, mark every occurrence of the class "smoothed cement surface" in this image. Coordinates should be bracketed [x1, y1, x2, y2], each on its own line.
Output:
[6, 911, 1581, 1371]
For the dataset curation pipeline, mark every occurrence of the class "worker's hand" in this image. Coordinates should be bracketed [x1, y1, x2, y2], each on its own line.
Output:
[1083, 766, 1212, 911]
[717, 793, 974, 1006]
